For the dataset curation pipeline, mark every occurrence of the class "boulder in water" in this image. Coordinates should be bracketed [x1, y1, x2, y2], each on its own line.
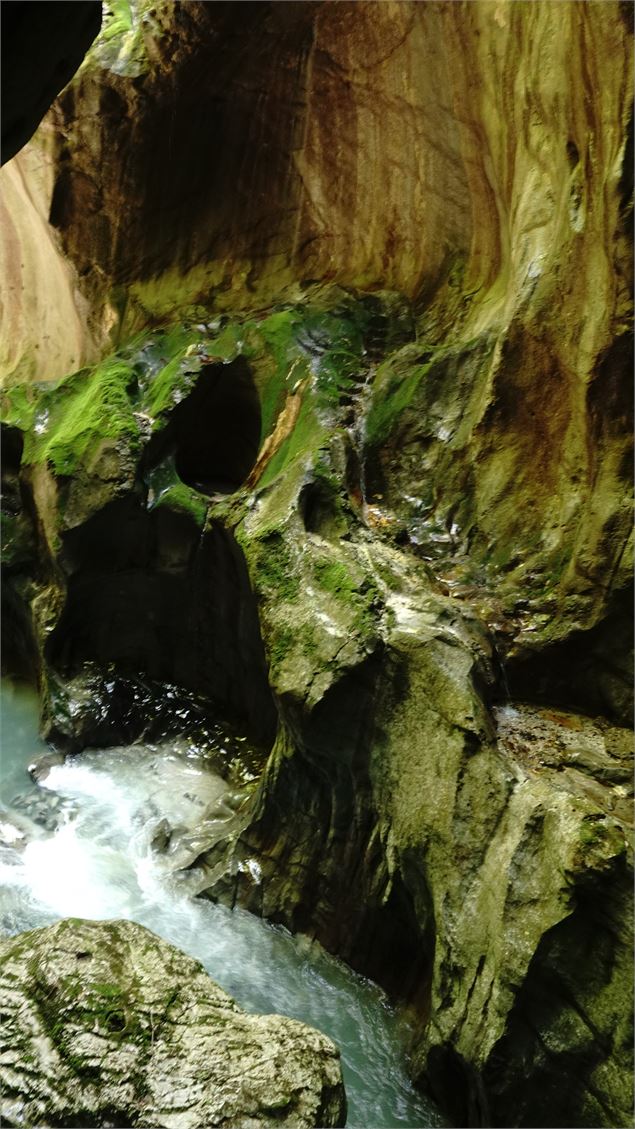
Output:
[0, 917, 346, 1129]
[27, 749, 65, 783]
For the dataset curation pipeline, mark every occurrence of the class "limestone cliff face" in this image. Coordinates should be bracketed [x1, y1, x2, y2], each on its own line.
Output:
[0, 135, 103, 384]
[43, 1, 634, 317]
[3, 2, 632, 357]
[0, 3, 633, 1128]
[2, 0, 632, 648]
[3, 283, 632, 1129]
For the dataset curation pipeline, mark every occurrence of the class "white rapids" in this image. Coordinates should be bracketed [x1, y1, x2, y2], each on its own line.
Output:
[0, 678, 445, 1129]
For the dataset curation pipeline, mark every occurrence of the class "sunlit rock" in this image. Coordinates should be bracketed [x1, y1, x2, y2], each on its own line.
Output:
[0, 917, 346, 1129]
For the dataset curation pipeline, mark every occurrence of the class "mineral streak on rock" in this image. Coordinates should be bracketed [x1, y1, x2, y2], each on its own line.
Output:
[0, 917, 346, 1129]
[1, 2, 632, 384]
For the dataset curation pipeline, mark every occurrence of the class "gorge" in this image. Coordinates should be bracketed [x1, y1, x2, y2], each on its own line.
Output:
[0, 2, 633, 1127]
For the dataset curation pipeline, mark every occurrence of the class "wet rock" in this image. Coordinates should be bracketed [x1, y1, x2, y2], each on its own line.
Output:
[8, 789, 72, 835]
[27, 749, 65, 783]
[4, 272, 632, 1129]
[0, 5, 630, 1126]
[149, 817, 172, 854]
[495, 703, 634, 787]
[203, 503, 633, 1129]
[0, 918, 346, 1129]
[42, 664, 271, 760]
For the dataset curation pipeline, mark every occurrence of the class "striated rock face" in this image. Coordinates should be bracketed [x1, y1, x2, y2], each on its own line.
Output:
[2, 285, 632, 1127]
[0, 2, 633, 1127]
[0, 137, 103, 385]
[2, 2, 632, 378]
[1, 0, 631, 692]
[0, 917, 346, 1129]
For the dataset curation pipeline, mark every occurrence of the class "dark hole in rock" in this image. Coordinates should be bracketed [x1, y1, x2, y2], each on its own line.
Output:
[298, 478, 343, 539]
[1, 423, 25, 516]
[1, 428, 38, 681]
[424, 1046, 489, 1129]
[153, 357, 262, 495]
[1, 577, 39, 683]
[566, 139, 580, 168]
[104, 1011, 127, 1033]
[482, 870, 632, 1129]
[1, 423, 24, 476]
[241, 655, 435, 1015]
[45, 499, 277, 748]
[502, 586, 633, 727]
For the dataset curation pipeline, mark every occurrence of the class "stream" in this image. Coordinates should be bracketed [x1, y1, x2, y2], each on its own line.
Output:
[0, 678, 445, 1129]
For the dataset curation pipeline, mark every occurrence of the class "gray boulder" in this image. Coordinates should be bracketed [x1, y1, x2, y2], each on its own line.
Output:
[0, 917, 346, 1128]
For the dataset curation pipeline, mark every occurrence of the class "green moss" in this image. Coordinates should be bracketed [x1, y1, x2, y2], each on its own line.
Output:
[295, 302, 369, 405]
[0, 382, 37, 433]
[101, 0, 133, 41]
[154, 482, 208, 525]
[92, 982, 125, 999]
[266, 625, 296, 674]
[124, 262, 224, 328]
[257, 395, 327, 489]
[257, 310, 301, 371]
[365, 351, 434, 448]
[301, 631, 320, 660]
[140, 320, 253, 422]
[140, 325, 202, 419]
[576, 816, 627, 873]
[255, 309, 306, 441]
[24, 358, 140, 476]
[86, 0, 156, 78]
[248, 532, 300, 602]
[313, 555, 382, 641]
[211, 321, 248, 362]
[314, 559, 357, 599]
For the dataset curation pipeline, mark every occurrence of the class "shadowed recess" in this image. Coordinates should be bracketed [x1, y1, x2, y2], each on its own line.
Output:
[1, 1, 101, 164]
[151, 358, 262, 495]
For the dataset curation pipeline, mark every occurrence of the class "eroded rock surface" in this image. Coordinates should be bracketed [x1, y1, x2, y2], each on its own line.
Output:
[1, 1, 632, 386]
[1, 281, 632, 1128]
[0, 917, 346, 1129]
[0, 3, 632, 1128]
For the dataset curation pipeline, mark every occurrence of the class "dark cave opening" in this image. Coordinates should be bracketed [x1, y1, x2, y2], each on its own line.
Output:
[1, 423, 39, 682]
[45, 498, 278, 749]
[148, 357, 262, 495]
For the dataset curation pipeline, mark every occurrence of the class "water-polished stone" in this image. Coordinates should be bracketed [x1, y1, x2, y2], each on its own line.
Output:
[0, 917, 346, 1129]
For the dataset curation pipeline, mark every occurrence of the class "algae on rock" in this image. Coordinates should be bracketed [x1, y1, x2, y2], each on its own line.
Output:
[0, 918, 346, 1129]
[1, 282, 633, 1129]
[0, 1, 633, 1120]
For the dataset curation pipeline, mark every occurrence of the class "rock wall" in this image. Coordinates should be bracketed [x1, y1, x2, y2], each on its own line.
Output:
[2, 2, 632, 370]
[0, 2, 632, 1127]
[2, 286, 632, 1128]
[0, 135, 103, 384]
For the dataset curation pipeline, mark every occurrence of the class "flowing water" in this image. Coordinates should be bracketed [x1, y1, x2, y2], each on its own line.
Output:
[0, 678, 445, 1129]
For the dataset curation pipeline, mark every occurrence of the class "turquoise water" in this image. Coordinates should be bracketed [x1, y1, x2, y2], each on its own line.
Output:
[0, 678, 445, 1128]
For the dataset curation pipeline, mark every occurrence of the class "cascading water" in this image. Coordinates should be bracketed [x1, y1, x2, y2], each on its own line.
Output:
[0, 678, 445, 1129]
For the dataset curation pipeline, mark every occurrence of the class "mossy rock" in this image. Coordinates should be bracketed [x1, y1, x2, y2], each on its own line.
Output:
[0, 918, 346, 1128]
